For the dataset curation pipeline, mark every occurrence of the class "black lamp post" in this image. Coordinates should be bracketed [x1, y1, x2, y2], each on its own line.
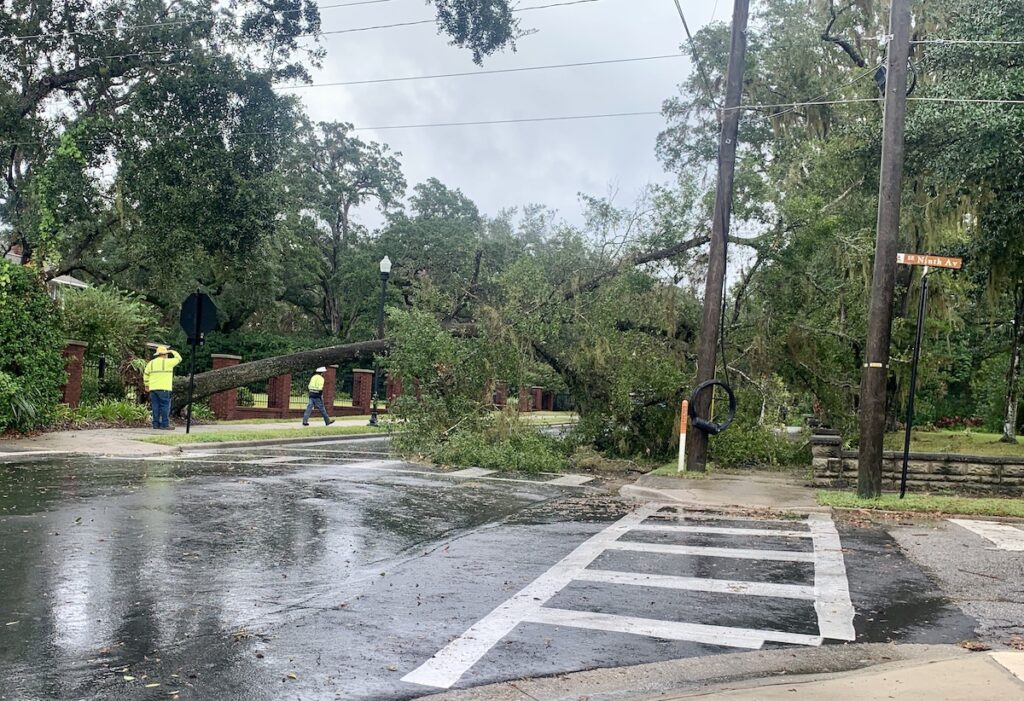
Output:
[369, 255, 391, 427]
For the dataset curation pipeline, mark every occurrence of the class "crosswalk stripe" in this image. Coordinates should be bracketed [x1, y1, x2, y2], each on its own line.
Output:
[524, 607, 823, 648]
[606, 541, 815, 562]
[949, 519, 1024, 551]
[806, 513, 857, 641]
[574, 569, 816, 599]
[632, 524, 812, 538]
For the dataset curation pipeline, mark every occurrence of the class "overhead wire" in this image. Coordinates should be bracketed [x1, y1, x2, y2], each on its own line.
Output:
[0, 110, 665, 148]
[671, 0, 720, 108]
[9, 0, 606, 42]
[276, 53, 685, 89]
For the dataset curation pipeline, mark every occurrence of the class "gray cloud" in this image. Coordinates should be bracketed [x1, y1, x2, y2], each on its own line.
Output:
[292, 0, 720, 227]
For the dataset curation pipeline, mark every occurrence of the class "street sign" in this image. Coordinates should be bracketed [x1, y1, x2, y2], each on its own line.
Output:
[179, 291, 219, 435]
[896, 253, 963, 269]
[180, 292, 218, 342]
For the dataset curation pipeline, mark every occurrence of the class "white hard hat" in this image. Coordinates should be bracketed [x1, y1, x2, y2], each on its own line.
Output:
[316, 367, 327, 373]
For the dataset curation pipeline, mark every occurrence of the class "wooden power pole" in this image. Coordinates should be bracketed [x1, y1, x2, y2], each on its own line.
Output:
[857, 0, 913, 497]
[686, 0, 750, 472]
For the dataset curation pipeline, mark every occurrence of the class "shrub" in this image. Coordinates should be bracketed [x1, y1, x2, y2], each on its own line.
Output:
[237, 387, 255, 407]
[709, 422, 811, 468]
[61, 285, 161, 362]
[0, 261, 66, 432]
[431, 420, 569, 473]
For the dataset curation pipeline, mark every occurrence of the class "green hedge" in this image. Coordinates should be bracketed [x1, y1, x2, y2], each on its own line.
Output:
[0, 261, 66, 432]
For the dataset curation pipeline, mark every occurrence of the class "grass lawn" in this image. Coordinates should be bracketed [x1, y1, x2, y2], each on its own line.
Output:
[213, 417, 374, 425]
[137, 424, 388, 446]
[649, 462, 710, 478]
[883, 429, 1024, 458]
[818, 491, 1024, 518]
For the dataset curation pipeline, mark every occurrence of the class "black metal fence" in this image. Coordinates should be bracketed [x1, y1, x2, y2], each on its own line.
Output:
[81, 356, 125, 404]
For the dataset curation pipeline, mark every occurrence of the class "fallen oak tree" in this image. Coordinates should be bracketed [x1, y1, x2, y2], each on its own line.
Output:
[170, 339, 391, 412]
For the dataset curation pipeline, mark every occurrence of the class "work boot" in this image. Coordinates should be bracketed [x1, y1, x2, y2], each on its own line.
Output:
[326, 419, 335, 426]
[302, 422, 309, 426]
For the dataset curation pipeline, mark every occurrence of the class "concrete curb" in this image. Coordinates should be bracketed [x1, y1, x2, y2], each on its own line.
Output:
[619, 484, 833, 514]
[418, 643, 967, 701]
[176, 432, 391, 452]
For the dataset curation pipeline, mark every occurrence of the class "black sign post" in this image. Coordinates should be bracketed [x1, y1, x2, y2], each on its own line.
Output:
[179, 291, 219, 434]
[895, 253, 962, 498]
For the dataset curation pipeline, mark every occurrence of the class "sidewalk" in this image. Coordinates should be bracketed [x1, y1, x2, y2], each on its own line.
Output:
[422, 646, 1024, 701]
[621, 470, 822, 512]
[644, 650, 1024, 701]
[0, 417, 377, 458]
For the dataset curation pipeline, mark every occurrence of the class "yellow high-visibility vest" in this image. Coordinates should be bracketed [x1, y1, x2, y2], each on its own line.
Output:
[143, 351, 182, 391]
[308, 374, 325, 393]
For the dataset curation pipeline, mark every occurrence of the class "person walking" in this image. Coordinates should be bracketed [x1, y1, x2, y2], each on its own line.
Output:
[143, 345, 182, 430]
[303, 367, 335, 426]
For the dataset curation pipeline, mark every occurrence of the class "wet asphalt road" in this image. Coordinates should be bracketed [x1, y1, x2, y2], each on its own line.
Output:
[0, 439, 978, 700]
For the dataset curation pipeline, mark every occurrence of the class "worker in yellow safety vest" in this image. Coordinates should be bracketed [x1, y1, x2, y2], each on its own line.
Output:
[302, 367, 335, 426]
[143, 345, 182, 429]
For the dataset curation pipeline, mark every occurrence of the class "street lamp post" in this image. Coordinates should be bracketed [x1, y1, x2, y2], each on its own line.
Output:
[369, 256, 391, 427]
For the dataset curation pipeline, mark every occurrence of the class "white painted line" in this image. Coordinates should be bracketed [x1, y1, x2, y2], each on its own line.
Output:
[575, 569, 816, 600]
[241, 456, 309, 465]
[0, 449, 61, 457]
[648, 509, 807, 526]
[991, 651, 1024, 682]
[546, 474, 595, 486]
[449, 467, 497, 478]
[525, 607, 823, 648]
[633, 524, 813, 539]
[401, 504, 662, 689]
[606, 541, 815, 563]
[950, 519, 1024, 551]
[806, 513, 856, 641]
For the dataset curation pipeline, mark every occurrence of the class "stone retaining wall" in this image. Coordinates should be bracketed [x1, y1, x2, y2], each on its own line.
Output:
[810, 431, 1024, 495]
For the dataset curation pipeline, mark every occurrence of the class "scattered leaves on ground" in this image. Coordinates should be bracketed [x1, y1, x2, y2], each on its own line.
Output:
[959, 640, 992, 651]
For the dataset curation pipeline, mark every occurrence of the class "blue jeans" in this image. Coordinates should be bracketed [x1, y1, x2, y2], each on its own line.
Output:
[150, 390, 171, 428]
[303, 394, 331, 425]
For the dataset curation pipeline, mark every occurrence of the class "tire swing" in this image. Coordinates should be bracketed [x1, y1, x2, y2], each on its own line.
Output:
[688, 379, 736, 436]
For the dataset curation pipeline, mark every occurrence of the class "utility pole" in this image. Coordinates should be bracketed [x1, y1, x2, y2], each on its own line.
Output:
[857, 0, 913, 497]
[686, 0, 749, 472]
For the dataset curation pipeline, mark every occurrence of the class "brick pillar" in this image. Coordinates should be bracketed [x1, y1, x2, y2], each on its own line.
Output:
[531, 386, 543, 413]
[518, 387, 529, 412]
[544, 391, 555, 411]
[267, 374, 292, 416]
[210, 354, 241, 419]
[61, 341, 88, 408]
[323, 365, 338, 410]
[495, 382, 508, 408]
[387, 375, 403, 401]
[352, 369, 374, 413]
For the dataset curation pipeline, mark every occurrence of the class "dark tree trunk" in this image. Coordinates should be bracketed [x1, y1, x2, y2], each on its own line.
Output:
[1001, 282, 1024, 444]
[171, 339, 389, 411]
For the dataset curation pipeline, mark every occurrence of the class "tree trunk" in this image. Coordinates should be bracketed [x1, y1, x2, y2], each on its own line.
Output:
[171, 339, 389, 412]
[1000, 282, 1024, 444]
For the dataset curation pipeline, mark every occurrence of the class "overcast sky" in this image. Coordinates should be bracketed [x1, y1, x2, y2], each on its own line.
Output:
[286, 0, 722, 228]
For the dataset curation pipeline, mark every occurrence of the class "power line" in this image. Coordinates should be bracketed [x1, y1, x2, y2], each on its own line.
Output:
[911, 39, 1024, 46]
[767, 63, 882, 119]
[9, 0, 400, 41]
[0, 110, 663, 148]
[671, 0, 720, 108]
[351, 110, 662, 131]
[909, 97, 1024, 105]
[311, 0, 605, 38]
[276, 53, 685, 89]
[10, 0, 604, 42]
